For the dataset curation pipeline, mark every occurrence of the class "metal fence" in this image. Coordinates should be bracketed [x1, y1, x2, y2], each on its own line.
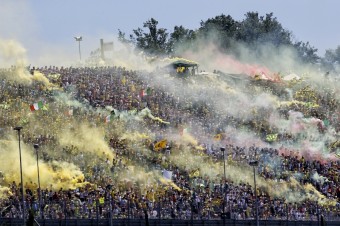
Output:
[0, 218, 339, 226]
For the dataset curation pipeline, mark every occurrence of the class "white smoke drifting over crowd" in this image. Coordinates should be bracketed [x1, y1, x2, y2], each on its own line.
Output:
[0, 29, 339, 211]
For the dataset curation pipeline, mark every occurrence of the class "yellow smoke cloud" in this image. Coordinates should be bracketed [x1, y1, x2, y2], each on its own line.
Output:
[0, 39, 55, 89]
[179, 133, 198, 146]
[32, 70, 54, 88]
[0, 38, 32, 84]
[169, 146, 335, 206]
[120, 131, 150, 141]
[57, 123, 114, 160]
[0, 138, 86, 195]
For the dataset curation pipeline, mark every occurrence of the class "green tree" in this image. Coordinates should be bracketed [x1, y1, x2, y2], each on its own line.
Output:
[118, 12, 320, 64]
[237, 12, 318, 63]
[168, 25, 196, 54]
[117, 29, 131, 45]
[237, 12, 292, 47]
[293, 41, 319, 64]
[324, 46, 340, 63]
[198, 14, 239, 51]
[321, 45, 340, 71]
[128, 18, 169, 55]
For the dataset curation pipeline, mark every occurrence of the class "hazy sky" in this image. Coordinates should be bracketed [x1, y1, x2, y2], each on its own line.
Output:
[1, 0, 339, 66]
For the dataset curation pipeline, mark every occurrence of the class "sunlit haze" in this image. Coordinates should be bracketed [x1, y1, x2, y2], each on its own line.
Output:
[1, 0, 340, 66]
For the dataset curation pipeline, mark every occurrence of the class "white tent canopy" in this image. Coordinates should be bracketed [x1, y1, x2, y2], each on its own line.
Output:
[283, 73, 300, 81]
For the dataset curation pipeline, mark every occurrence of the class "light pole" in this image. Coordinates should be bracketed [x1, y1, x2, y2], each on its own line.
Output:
[220, 147, 226, 180]
[285, 203, 289, 226]
[74, 36, 82, 61]
[220, 147, 226, 223]
[316, 202, 320, 226]
[249, 152, 259, 226]
[158, 195, 162, 222]
[13, 126, 25, 225]
[109, 190, 112, 226]
[34, 144, 42, 219]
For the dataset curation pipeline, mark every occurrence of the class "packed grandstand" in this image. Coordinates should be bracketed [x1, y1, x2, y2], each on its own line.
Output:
[0, 59, 339, 223]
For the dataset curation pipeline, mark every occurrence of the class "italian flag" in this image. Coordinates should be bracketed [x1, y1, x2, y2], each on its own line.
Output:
[30, 101, 44, 111]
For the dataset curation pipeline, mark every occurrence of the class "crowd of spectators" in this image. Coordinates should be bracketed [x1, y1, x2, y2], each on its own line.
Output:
[0, 65, 339, 222]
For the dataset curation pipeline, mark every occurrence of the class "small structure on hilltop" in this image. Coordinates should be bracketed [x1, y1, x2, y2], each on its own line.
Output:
[162, 57, 199, 77]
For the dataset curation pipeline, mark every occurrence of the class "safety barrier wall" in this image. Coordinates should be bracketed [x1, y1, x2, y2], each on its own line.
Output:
[0, 218, 339, 226]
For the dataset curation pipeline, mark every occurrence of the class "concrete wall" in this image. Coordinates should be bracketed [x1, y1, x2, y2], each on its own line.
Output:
[0, 218, 338, 226]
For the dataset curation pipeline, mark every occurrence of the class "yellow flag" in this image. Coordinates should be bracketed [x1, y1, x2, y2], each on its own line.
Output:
[214, 134, 222, 141]
[154, 140, 167, 151]
[121, 76, 126, 85]
[131, 84, 136, 92]
[330, 140, 340, 152]
[189, 169, 200, 178]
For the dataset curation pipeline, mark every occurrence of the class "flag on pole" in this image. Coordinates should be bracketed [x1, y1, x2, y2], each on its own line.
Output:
[30, 101, 44, 111]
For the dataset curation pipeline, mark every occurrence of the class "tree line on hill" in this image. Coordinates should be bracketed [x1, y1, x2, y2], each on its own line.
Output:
[118, 12, 340, 73]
